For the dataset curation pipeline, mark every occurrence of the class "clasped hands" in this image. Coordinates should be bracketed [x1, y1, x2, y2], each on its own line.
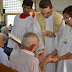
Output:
[35, 49, 59, 65]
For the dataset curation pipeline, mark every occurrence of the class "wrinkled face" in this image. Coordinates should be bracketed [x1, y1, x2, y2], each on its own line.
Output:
[0, 35, 6, 47]
[63, 13, 72, 26]
[40, 6, 53, 18]
[23, 5, 31, 15]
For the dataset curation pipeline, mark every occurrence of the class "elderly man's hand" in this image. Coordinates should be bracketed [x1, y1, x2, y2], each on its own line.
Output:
[35, 49, 45, 57]
[43, 30, 56, 37]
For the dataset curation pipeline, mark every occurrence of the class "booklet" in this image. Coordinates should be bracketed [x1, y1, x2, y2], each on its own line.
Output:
[8, 33, 21, 44]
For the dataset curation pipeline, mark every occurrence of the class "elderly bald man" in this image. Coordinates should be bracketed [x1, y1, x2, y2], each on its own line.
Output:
[0, 33, 9, 67]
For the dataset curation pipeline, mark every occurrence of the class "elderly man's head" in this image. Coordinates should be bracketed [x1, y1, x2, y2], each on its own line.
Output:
[1, 26, 9, 35]
[21, 32, 39, 52]
[0, 33, 6, 47]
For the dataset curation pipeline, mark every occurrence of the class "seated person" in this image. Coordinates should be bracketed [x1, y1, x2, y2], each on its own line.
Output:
[0, 33, 9, 67]
[10, 32, 52, 72]
[1, 26, 13, 56]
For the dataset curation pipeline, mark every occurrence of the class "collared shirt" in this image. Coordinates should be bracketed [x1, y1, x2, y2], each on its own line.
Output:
[10, 49, 41, 72]
[0, 47, 10, 67]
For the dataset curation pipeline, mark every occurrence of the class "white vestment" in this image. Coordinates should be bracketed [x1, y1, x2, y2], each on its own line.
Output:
[45, 14, 65, 72]
[56, 25, 72, 72]
[7, 15, 44, 50]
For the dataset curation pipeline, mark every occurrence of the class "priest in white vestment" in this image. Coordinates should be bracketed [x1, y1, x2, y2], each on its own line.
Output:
[35, 0, 65, 72]
[7, 0, 44, 51]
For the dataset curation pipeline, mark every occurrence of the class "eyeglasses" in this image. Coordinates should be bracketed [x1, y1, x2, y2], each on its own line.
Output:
[63, 17, 72, 21]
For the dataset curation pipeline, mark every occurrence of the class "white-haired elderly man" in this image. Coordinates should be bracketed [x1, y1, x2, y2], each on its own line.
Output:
[1, 26, 13, 56]
[10, 32, 41, 72]
[0, 33, 9, 67]
[10, 32, 52, 72]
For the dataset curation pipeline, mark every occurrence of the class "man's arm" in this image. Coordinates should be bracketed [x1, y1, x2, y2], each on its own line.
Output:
[51, 52, 72, 62]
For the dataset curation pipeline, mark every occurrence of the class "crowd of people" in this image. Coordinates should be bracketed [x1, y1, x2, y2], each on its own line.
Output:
[0, 0, 72, 72]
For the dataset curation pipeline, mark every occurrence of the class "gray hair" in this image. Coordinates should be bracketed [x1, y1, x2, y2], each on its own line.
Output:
[21, 32, 39, 49]
[1, 26, 8, 34]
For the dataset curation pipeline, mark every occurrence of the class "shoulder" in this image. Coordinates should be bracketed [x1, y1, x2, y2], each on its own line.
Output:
[32, 57, 39, 64]
[27, 16, 34, 20]
[14, 14, 20, 20]
[53, 11, 62, 18]
[10, 49, 19, 57]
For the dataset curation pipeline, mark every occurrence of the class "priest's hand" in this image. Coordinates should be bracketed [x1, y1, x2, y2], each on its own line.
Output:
[43, 30, 56, 37]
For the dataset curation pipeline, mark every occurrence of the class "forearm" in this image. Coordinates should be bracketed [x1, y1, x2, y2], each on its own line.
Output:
[49, 49, 58, 56]
[59, 52, 72, 61]
[41, 62, 46, 72]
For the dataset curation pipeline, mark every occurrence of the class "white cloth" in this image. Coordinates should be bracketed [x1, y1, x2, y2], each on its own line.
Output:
[7, 15, 44, 50]
[0, 47, 10, 67]
[56, 25, 72, 72]
[45, 14, 65, 72]
[10, 49, 41, 72]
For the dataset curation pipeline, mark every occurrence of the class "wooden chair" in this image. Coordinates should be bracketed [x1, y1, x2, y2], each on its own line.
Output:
[0, 63, 18, 72]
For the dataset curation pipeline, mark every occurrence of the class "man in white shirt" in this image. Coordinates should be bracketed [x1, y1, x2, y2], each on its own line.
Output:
[7, 0, 44, 51]
[35, 0, 65, 72]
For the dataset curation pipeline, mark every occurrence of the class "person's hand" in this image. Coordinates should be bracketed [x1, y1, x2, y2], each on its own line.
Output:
[51, 56, 60, 62]
[35, 49, 45, 57]
[41, 55, 53, 72]
[44, 55, 53, 64]
[43, 30, 56, 37]
[35, 49, 45, 65]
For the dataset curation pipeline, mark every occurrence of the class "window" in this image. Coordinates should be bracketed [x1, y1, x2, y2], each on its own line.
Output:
[3, 0, 23, 13]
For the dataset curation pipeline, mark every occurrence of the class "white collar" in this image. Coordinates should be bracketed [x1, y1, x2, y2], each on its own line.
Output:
[19, 49, 35, 56]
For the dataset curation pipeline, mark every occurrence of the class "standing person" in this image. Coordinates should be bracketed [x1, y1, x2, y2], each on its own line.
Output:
[7, 0, 44, 51]
[44, 6, 72, 72]
[35, 0, 65, 72]
[8, 24, 12, 32]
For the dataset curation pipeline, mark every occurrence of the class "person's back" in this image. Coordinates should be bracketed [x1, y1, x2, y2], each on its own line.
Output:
[10, 49, 40, 72]
[10, 32, 41, 72]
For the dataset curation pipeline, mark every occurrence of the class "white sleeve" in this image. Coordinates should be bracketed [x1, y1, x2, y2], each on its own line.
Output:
[55, 19, 65, 50]
[7, 16, 18, 49]
[33, 19, 44, 53]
